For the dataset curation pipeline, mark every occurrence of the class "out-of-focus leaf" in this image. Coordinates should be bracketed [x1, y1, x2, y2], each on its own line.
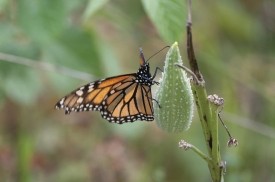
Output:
[17, 0, 67, 44]
[141, 0, 186, 43]
[45, 28, 105, 77]
[48, 72, 82, 95]
[83, 0, 110, 21]
[2, 69, 42, 105]
[0, 0, 7, 12]
[215, 1, 262, 44]
[95, 40, 122, 76]
[0, 24, 40, 59]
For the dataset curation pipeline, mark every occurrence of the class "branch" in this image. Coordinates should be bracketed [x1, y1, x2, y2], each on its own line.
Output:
[182, 1, 226, 181]
[186, 0, 203, 82]
[179, 140, 211, 163]
[0, 52, 94, 81]
[224, 112, 275, 139]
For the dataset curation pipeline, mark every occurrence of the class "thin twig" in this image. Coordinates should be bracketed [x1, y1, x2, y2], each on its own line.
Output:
[218, 107, 233, 139]
[186, 1, 203, 82]
[0, 52, 94, 81]
[175, 63, 202, 84]
[179, 140, 211, 163]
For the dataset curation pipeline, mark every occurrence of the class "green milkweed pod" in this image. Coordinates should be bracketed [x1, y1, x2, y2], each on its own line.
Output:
[154, 42, 194, 132]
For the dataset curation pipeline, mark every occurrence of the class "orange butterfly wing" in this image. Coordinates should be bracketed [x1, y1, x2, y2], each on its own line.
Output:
[55, 74, 154, 123]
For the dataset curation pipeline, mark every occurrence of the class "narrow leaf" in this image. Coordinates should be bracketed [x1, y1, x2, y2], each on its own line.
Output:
[83, 0, 110, 21]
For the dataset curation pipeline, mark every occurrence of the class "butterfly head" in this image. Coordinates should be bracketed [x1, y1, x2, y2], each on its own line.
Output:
[137, 48, 152, 85]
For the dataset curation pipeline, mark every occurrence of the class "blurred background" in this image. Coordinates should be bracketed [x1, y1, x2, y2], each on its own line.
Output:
[0, 0, 274, 181]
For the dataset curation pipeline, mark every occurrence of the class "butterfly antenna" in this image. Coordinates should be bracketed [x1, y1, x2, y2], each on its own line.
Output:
[139, 47, 146, 65]
[146, 46, 170, 63]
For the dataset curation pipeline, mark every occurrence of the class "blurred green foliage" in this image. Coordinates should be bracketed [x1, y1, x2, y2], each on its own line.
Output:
[0, 0, 274, 182]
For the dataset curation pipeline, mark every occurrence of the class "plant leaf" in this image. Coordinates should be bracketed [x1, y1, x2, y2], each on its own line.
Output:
[141, 0, 186, 43]
[83, 0, 110, 21]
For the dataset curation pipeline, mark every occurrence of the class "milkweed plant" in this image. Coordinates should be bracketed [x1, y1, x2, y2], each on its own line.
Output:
[154, 42, 194, 132]
[153, 39, 237, 182]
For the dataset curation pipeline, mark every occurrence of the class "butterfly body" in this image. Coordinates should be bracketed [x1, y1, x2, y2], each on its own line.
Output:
[55, 48, 156, 124]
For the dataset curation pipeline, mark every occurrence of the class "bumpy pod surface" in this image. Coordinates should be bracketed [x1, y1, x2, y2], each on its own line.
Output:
[154, 42, 194, 132]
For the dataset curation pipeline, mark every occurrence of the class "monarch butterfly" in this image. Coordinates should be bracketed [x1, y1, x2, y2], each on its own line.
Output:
[55, 48, 161, 124]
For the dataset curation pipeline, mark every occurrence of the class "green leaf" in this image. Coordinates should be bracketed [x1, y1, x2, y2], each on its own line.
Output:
[16, 0, 79, 45]
[45, 28, 105, 77]
[141, 0, 186, 43]
[154, 42, 194, 132]
[0, 0, 8, 12]
[83, 0, 110, 21]
[2, 69, 42, 105]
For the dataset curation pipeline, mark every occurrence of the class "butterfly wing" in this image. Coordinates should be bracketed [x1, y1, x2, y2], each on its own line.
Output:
[103, 81, 154, 123]
[55, 74, 154, 123]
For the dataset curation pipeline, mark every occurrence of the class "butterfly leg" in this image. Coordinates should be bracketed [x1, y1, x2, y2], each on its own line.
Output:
[152, 80, 160, 85]
[151, 97, 161, 108]
[142, 87, 161, 108]
[146, 96, 161, 108]
[152, 67, 163, 80]
[140, 76, 160, 85]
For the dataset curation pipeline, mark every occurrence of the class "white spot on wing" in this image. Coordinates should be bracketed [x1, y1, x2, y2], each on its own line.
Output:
[77, 97, 84, 103]
[60, 98, 65, 105]
[76, 90, 83, 96]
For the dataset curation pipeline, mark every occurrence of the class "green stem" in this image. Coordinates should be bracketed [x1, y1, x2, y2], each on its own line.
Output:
[190, 143, 212, 164]
[191, 83, 211, 152]
[185, 3, 224, 179]
[17, 131, 32, 182]
[191, 82, 223, 181]
[179, 140, 211, 163]
[209, 103, 223, 178]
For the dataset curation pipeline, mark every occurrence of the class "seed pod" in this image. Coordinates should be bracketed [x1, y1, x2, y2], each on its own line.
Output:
[154, 42, 194, 132]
